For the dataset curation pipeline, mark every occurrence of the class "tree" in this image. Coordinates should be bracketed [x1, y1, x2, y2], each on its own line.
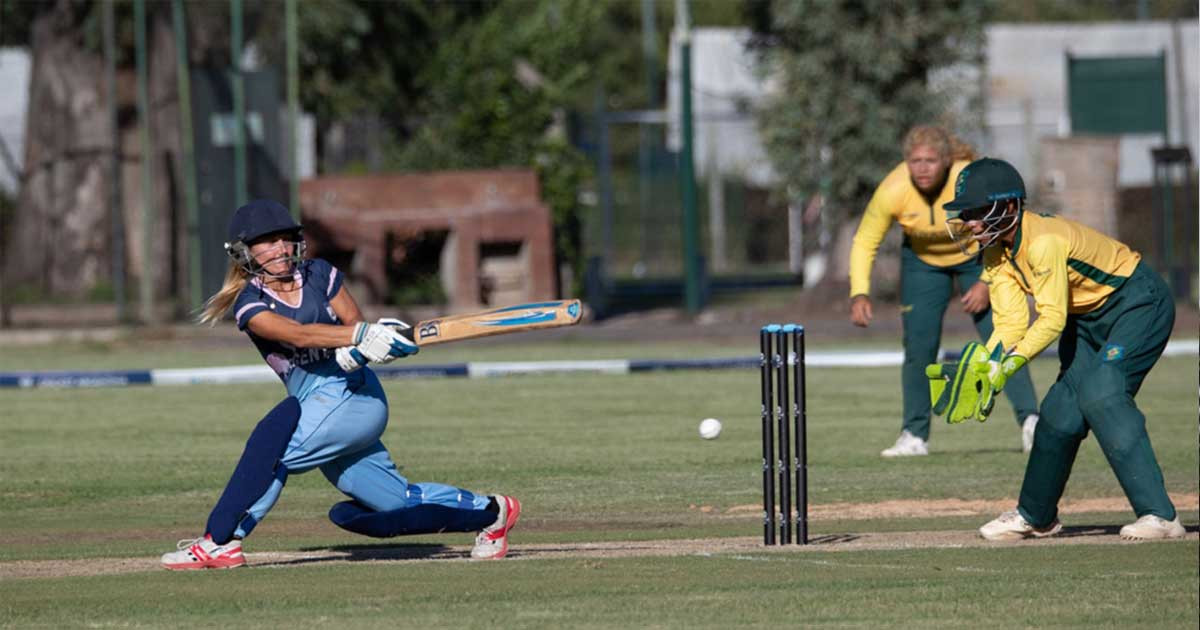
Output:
[388, 0, 650, 294]
[746, 0, 988, 273]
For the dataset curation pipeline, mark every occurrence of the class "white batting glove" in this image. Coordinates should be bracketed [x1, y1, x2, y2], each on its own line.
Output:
[334, 345, 369, 372]
[352, 322, 418, 364]
[376, 318, 418, 362]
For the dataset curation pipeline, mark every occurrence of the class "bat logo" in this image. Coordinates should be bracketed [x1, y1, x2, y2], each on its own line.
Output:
[477, 311, 557, 326]
[418, 321, 441, 340]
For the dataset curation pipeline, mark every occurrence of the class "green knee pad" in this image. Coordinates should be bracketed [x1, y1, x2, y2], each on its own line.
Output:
[1077, 363, 1142, 452]
[1037, 381, 1087, 437]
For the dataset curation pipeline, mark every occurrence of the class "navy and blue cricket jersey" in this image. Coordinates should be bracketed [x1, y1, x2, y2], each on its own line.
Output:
[232, 258, 352, 398]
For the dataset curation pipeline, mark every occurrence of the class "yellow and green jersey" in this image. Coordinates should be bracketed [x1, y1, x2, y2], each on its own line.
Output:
[982, 211, 1141, 359]
[849, 160, 973, 297]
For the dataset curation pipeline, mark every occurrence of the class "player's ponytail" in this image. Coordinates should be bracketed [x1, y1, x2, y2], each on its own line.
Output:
[197, 262, 251, 326]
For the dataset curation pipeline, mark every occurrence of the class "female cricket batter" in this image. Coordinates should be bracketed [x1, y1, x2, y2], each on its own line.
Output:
[941, 158, 1185, 541]
[849, 125, 1040, 457]
[161, 200, 520, 569]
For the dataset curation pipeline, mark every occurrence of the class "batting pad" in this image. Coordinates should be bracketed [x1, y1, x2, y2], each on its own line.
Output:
[329, 501, 496, 538]
[205, 396, 301, 544]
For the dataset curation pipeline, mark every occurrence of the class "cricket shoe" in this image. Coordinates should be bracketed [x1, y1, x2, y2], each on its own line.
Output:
[880, 430, 928, 457]
[979, 510, 1062, 541]
[1021, 414, 1039, 453]
[1119, 515, 1186, 541]
[471, 495, 521, 560]
[161, 534, 245, 570]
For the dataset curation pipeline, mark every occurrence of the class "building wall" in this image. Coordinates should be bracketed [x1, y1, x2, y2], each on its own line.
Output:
[0, 48, 31, 195]
[986, 20, 1198, 189]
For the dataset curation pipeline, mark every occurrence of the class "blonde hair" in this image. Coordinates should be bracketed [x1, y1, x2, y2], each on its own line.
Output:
[903, 125, 977, 162]
[198, 261, 252, 326]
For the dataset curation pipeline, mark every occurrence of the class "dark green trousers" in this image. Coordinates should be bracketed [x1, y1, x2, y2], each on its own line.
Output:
[900, 245, 1040, 440]
[1017, 262, 1177, 527]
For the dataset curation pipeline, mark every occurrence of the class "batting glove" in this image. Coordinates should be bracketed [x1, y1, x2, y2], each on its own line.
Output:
[352, 322, 417, 364]
[376, 318, 418, 360]
[334, 345, 370, 373]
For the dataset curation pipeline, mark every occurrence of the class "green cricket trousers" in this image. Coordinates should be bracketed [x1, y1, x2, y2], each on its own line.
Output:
[1017, 261, 1178, 527]
[900, 244, 1040, 440]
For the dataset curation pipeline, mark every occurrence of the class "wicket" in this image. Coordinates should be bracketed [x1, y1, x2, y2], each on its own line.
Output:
[759, 324, 808, 545]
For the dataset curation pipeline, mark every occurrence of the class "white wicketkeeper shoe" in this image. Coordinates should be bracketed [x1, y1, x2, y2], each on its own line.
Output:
[880, 430, 928, 457]
[161, 534, 245, 570]
[979, 510, 1062, 541]
[471, 495, 521, 560]
[1119, 515, 1186, 540]
[1021, 414, 1039, 453]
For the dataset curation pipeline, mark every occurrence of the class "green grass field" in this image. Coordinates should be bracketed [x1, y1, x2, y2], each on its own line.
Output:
[1, 337, 1196, 628]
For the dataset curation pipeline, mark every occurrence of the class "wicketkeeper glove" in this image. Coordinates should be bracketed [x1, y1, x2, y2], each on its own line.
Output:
[976, 343, 1028, 419]
[926, 341, 993, 424]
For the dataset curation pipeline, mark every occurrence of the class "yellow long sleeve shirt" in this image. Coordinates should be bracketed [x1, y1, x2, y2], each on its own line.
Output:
[982, 211, 1141, 359]
[848, 160, 975, 297]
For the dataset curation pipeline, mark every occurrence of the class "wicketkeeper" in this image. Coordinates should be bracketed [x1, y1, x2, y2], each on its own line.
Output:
[930, 158, 1185, 541]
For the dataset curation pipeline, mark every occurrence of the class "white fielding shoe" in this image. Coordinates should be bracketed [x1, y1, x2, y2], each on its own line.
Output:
[1021, 414, 1039, 453]
[979, 510, 1062, 541]
[1119, 515, 1186, 540]
[471, 495, 522, 560]
[880, 430, 928, 457]
[161, 534, 245, 570]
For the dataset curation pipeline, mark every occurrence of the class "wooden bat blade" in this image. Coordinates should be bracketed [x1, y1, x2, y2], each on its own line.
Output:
[397, 300, 582, 346]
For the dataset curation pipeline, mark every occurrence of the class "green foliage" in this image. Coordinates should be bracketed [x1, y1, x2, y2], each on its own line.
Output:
[749, 1, 987, 221]
[388, 272, 446, 307]
[388, 1, 634, 295]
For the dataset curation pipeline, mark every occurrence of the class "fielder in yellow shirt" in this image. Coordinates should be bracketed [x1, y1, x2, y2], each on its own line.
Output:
[942, 157, 1184, 541]
[849, 126, 1039, 457]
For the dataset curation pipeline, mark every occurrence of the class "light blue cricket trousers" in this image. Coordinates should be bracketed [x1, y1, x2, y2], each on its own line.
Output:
[236, 368, 490, 538]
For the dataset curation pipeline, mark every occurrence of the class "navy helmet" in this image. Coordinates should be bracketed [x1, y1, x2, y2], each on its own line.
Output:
[225, 200, 305, 278]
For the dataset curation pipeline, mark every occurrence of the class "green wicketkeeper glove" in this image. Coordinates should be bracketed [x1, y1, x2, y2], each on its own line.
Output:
[927, 341, 993, 424]
[976, 343, 1029, 420]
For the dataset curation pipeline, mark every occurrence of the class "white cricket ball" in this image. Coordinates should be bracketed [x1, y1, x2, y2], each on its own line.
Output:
[698, 418, 723, 440]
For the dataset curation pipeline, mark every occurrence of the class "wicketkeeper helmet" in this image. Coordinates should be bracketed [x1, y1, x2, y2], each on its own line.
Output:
[943, 158, 1025, 254]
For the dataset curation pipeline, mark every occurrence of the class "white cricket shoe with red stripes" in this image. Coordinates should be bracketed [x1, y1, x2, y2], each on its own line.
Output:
[161, 534, 246, 570]
[471, 495, 521, 560]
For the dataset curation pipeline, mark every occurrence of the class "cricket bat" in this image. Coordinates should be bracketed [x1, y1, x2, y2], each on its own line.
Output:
[394, 300, 583, 346]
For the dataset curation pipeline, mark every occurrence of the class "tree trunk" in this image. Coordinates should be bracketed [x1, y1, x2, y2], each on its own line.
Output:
[7, 1, 110, 300]
[6, 1, 183, 312]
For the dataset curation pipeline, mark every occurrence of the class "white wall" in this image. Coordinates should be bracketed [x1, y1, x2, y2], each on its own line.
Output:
[0, 48, 31, 195]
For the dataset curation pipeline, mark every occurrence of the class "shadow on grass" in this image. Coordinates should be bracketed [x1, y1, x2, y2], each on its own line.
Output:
[1057, 524, 1122, 537]
[257, 543, 463, 567]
